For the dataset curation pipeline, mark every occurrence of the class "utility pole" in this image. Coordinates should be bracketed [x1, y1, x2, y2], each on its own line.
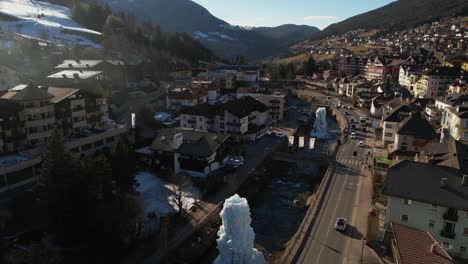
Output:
[360, 237, 366, 264]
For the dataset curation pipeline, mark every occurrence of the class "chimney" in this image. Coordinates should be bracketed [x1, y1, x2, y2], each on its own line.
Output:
[172, 133, 183, 150]
[73, 73, 79, 79]
[441, 177, 448, 189]
[462, 175, 468, 186]
[430, 242, 437, 253]
[62, 74, 67, 78]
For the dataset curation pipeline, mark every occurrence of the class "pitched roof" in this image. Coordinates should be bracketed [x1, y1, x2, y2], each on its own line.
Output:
[9, 83, 53, 101]
[397, 112, 438, 139]
[390, 223, 453, 264]
[180, 96, 269, 119]
[151, 128, 230, 157]
[422, 66, 466, 77]
[47, 70, 103, 79]
[55, 60, 125, 69]
[383, 160, 468, 211]
[383, 105, 413, 122]
[46, 87, 80, 103]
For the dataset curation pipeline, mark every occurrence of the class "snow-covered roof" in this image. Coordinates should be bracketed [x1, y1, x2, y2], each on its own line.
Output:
[47, 70, 103, 79]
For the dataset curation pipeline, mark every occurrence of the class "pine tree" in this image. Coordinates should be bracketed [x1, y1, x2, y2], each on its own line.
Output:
[40, 128, 79, 243]
[111, 136, 136, 194]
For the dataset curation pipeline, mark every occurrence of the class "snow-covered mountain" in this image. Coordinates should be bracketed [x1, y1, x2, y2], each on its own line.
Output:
[97, 0, 319, 59]
[0, 0, 101, 47]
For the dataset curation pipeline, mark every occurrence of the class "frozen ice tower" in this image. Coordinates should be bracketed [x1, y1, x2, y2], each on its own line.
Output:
[214, 194, 266, 264]
[310, 107, 328, 139]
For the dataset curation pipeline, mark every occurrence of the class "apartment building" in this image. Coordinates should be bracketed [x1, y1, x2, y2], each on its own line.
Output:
[54, 59, 127, 89]
[441, 105, 468, 142]
[235, 87, 285, 121]
[381, 105, 414, 145]
[414, 67, 466, 99]
[337, 57, 366, 76]
[384, 160, 468, 260]
[398, 65, 421, 91]
[0, 83, 127, 192]
[390, 112, 438, 155]
[166, 84, 208, 110]
[179, 96, 270, 141]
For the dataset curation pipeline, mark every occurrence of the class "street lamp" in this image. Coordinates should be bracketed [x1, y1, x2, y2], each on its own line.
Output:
[360, 237, 366, 264]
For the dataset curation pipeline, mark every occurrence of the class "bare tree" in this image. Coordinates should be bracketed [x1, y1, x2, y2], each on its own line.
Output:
[168, 173, 192, 215]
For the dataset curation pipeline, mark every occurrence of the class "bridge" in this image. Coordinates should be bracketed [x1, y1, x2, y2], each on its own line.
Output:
[271, 151, 330, 165]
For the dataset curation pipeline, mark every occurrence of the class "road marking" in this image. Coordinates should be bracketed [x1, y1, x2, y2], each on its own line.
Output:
[313, 170, 349, 264]
[342, 159, 365, 264]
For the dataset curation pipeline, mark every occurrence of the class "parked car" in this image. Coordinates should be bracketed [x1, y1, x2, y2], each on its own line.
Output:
[344, 111, 349, 115]
[276, 132, 285, 138]
[358, 141, 365, 147]
[335, 217, 347, 231]
[350, 131, 357, 139]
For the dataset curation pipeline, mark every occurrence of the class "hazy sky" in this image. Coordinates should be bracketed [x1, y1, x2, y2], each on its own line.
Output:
[193, 0, 397, 29]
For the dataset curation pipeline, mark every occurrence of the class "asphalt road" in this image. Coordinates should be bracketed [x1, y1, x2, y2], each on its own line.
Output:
[290, 90, 379, 264]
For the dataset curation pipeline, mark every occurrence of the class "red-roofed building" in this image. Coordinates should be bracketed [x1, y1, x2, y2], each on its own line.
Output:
[384, 223, 453, 264]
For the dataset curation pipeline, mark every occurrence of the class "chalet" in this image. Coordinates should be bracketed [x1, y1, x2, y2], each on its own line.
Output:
[149, 128, 231, 177]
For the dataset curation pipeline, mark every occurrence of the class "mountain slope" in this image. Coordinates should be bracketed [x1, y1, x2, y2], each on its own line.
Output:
[0, 0, 101, 47]
[98, 0, 228, 33]
[97, 0, 319, 60]
[309, 0, 468, 40]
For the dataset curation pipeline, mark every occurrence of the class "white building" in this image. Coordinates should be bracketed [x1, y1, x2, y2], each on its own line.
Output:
[235, 87, 285, 121]
[441, 105, 468, 142]
[384, 160, 468, 260]
[179, 96, 270, 142]
[415, 67, 465, 99]
[381, 105, 413, 145]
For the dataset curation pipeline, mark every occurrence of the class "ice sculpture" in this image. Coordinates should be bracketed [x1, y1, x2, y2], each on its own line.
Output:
[214, 194, 266, 264]
[310, 107, 328, 139]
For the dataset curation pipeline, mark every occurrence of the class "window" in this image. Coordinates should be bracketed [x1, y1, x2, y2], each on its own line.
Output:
[401, 214, 408, 222]
[403, 199, 412, 205]
[431, 204, 438, 211]
[443, 242, 450, 249]
[461, 246, 467, 253]
[428, 220, 435, 228]
[464, 227, 468, 236]
[385, 124, 392, 129]
[385, 132, 393, 137]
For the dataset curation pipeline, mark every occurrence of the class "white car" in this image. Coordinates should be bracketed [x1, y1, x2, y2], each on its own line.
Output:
[335, 217, 347, 231]
[350, 131, 357, 139]
[358, 141, 365, 147]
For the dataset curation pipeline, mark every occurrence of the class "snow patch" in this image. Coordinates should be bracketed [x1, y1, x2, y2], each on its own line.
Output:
[209, 32, 235, 40]
[0, 0, 101, 47]
[136, 171, 200, 216]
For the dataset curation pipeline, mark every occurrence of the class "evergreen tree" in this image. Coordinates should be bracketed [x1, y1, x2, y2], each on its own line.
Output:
[303, 57, 316, 76]
[111, 136, 136, 194]
[40, 129, 79, 243]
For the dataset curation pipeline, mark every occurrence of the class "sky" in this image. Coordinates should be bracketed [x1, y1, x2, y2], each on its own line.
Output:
[193, 0, 397, 29]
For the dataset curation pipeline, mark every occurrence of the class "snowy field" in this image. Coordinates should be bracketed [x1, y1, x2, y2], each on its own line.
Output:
[0, 0, 101, 47]
[136, 171, 201, 216]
